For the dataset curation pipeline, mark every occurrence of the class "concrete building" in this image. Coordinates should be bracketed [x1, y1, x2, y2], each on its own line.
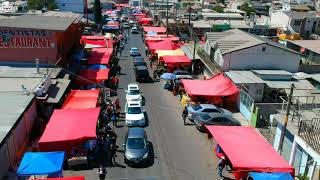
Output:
[55, 0, 84, 13]
[203, 29, 301, 73]
[0, 12, 83, 65]
[270, 11, 320, 39]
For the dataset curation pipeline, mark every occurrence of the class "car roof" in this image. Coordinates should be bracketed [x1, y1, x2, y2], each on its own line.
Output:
[204, 113, 238, 122]
[136, 65, 148, 70]
[199, 104, 217, 109]
[128, 83, 139, 88]
[128, 128, 146, 138]
[127, 101, 141, 107]
[131, 47, 138, 50]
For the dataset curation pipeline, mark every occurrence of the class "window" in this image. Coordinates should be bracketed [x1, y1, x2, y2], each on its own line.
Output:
[294, 20, 301, 26]
[203, 109, 221, 113]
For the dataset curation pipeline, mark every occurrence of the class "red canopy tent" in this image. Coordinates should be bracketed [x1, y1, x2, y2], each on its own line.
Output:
[82, 36, 104, 40]
[39, 108, 100, 152]
[88, 48, 113, 64]
[143, 26, 167, 33]
[145, 36, 179, 42]
[206, 126, 294, 179]
[77, 69, 110, 86]
[62, 90, 99, 109]
[181, 74, 239, 97]
[147, 40, 178, 53]
[85, 39, 113, 48]
[133, 13, 146, 18]
[40, 176, 85, 180]
[138, 17, 153, 25]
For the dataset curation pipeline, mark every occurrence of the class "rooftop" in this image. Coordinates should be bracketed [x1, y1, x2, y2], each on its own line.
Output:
[0, 66, 62, 78]
[202, 13, 244, 19]
[206, 29, 265, 54]
[284, 11, 317, 19]
[287, 40, 320, 54]
[0, 14, 79, 31]
[0, 92, 34, 145]
[225, 71, 265, 84]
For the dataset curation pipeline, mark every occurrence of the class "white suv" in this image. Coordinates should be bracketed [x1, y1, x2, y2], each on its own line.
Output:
[125, 101, 145, 126]
[126, 83, 142, 103]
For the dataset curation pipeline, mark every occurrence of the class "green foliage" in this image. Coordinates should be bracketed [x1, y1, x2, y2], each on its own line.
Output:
[240, 3, 256, 14]
[296, 174, 309, 180]
[93, 0, 102, 25]
[28, 0, 57, 10]
[212, 6, 224, 13]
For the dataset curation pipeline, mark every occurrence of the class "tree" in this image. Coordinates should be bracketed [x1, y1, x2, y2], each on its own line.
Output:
[240, 2, 256, 15]
[93, 0, 102, 25]
[212, 6, 224, 13]
[28, 0, 57, 10]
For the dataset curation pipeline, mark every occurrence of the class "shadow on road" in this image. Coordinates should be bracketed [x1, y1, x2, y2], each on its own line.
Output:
[143, 111, 149, 128]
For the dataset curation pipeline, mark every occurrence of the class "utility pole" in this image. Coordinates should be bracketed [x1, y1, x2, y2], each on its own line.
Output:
[192, 37, 197, 74]
[278, 83, 295, 154]
[166, 0, 169, 36]
[188, 3, 191, 28]
[84, 0, 88, 25]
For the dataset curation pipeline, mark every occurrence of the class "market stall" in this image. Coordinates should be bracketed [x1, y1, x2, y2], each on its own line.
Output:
[206, 126, 294, 180]
[156, 49, 185, 59]
[162, 55, 192, 72]
[39, 108, 100, 152]
[77, 69, 110, 86]
[147, 40, 179, 53]
[62, 90, 99, 109]
[87, 48, 113, 65]
[181, 74, 239, 109]
[248, 172, 294, 180]
[138, 17, 153, 25]
[143, 26, 167, 34]
[17, 152, 65, 178]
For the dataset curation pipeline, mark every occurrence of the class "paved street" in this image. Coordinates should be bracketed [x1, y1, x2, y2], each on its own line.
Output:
[65, 31, 220, 180]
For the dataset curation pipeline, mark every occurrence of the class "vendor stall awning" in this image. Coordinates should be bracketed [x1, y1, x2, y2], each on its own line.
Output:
[162, 55, 191, 65]
[147, 40, 178, 51]
[85, 39, 113, 48]
[181, 74, 239, 97]
[143, 26, 167, 33]
[17, 152, 65, 176]
[62, 90, 99, 109]
[138, 18, 153, 25]
[206, 126, 294, 174]
[88, 48, 113, 65]
[82, 36, 105, 40]
[249, 172, 294, 180]
[145, 36, 180, 42]
[77, 69, 110, 86]
[156, 49, 185, 58]
[41, 177, 85, 180]
[39, 108, 100, 151]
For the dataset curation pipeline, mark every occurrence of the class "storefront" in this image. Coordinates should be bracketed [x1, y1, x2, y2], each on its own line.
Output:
[0, 15, 83, 65]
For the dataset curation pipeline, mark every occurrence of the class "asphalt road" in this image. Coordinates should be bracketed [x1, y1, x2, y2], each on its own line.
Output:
[64, 30, 221, 180]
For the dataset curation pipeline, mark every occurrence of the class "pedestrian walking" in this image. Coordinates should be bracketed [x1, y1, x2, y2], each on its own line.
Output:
[217, 156, 226, 180]
[182, 106, 188, 125]
[145, 46, 148, 56]
[117, 65, 121, 75]
[111, 113, 117, 126]
[114, 76, 119, 89]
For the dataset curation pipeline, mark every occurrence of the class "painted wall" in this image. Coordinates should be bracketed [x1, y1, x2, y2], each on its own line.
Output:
[0, 28, 57, 64]
[270, 12, 290, 29]
[56, 0, 84, 13]
[0, 144, 10, 179]
[222, 44, 300, 72]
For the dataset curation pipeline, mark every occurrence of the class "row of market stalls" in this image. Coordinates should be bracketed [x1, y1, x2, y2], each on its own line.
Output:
[15, 31, 118, 179]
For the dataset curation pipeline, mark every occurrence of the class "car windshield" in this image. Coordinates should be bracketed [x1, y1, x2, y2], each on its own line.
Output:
[190, 104, 202, 111]
[200, 114, 212, 121]
[131, 48, 138, 52]
[127, 138, 145, 149]
[128, 89, 140, 95]
[127, 107, 142, 114]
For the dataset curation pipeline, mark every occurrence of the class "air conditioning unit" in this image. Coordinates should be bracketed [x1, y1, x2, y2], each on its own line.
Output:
[33, 75, 52, 97]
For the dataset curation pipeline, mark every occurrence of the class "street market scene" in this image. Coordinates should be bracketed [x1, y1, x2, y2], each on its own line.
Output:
[0, 0, 320, 180]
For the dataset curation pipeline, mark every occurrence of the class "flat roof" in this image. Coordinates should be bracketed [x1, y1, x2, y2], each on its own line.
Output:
[0, 66, 61, 78]
[0, 15, 77, 31]
[202, 13, 243, 18]
[46, 79, 71, 104]
[225, 71, 264, 84]
[0, 92, 34, 145]
[252, 70, 293, 76]
[0, 77, 43, 92]
[288, 40, 320, 54]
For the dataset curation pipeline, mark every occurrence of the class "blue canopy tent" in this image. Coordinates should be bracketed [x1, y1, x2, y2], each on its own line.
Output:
[147, 31, 157, 36]
[87, 64, 107, 70]
[17, 152, 65, 177]
[248, 172, 294, 180]
[102, 25, 120, 30]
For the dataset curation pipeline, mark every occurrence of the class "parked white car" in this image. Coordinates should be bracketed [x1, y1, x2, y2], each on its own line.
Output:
[125, 101, 145, 126]
[125, 83, 142, 103]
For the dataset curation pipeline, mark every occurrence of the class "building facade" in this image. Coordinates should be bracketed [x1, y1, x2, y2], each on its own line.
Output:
[55, 0, 85, 13]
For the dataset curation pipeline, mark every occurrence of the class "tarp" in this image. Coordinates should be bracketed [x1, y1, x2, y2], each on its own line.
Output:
[162, 55, 191, 65]
[145, 36, 180, 42]
[40, 177, 85, 180]
[147, 40, 178, 52]
[133, 13, 146, 17]
[85, 39, 113, 48]
[249, 172, 294, 180]
[206, 126, 294, 179]
[39, 108, 100, 152]
[17, 152, 65, 176]
[156, 49, 185, 58]
[82, 36, 105, 40]
[88, 48, 113, 65]
[62, 90, 99, 109]
[181, 74, 239, 97]
[77, 69, 110, 86]
[143, 26, 167, 33]
[138, 17, 153, 25]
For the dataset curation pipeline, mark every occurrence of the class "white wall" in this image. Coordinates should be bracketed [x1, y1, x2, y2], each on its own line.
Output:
[270, 11, 290, 29]
[222, 44, 300, 72]
[56, 0, 84, 13]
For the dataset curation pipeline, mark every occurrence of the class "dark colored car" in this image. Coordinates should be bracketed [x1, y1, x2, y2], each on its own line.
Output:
[135, 65, 149, 82]
[133, 57, 147, 67]
[194, 113, 241, 132]
[124, 128, 149, 165]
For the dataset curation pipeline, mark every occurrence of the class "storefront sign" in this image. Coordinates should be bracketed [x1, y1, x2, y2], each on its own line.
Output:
[0, 29, 54, 48]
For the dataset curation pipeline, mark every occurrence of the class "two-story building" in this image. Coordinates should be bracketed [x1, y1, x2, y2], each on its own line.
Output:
[203, 29, 301, 73]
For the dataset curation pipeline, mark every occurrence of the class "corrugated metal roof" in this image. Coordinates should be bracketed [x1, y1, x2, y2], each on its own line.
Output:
[288, 40, 320, 54]
[0, 15, 77, 31]
[225, 71, 264, 84]
[0, 92, 34, 144]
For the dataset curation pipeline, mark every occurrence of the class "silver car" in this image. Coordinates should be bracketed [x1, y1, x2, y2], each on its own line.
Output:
[187, 104, 232, 122]
[194, 113, 241, 132]
[124, 128, 149, 165]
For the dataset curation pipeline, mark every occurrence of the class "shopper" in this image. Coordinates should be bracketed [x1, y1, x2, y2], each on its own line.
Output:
[217, 156, 226, 180]
[182, 106, 188, 125]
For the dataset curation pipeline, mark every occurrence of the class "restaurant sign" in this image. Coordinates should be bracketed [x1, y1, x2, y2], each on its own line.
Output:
[0, 29, 55, 48]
